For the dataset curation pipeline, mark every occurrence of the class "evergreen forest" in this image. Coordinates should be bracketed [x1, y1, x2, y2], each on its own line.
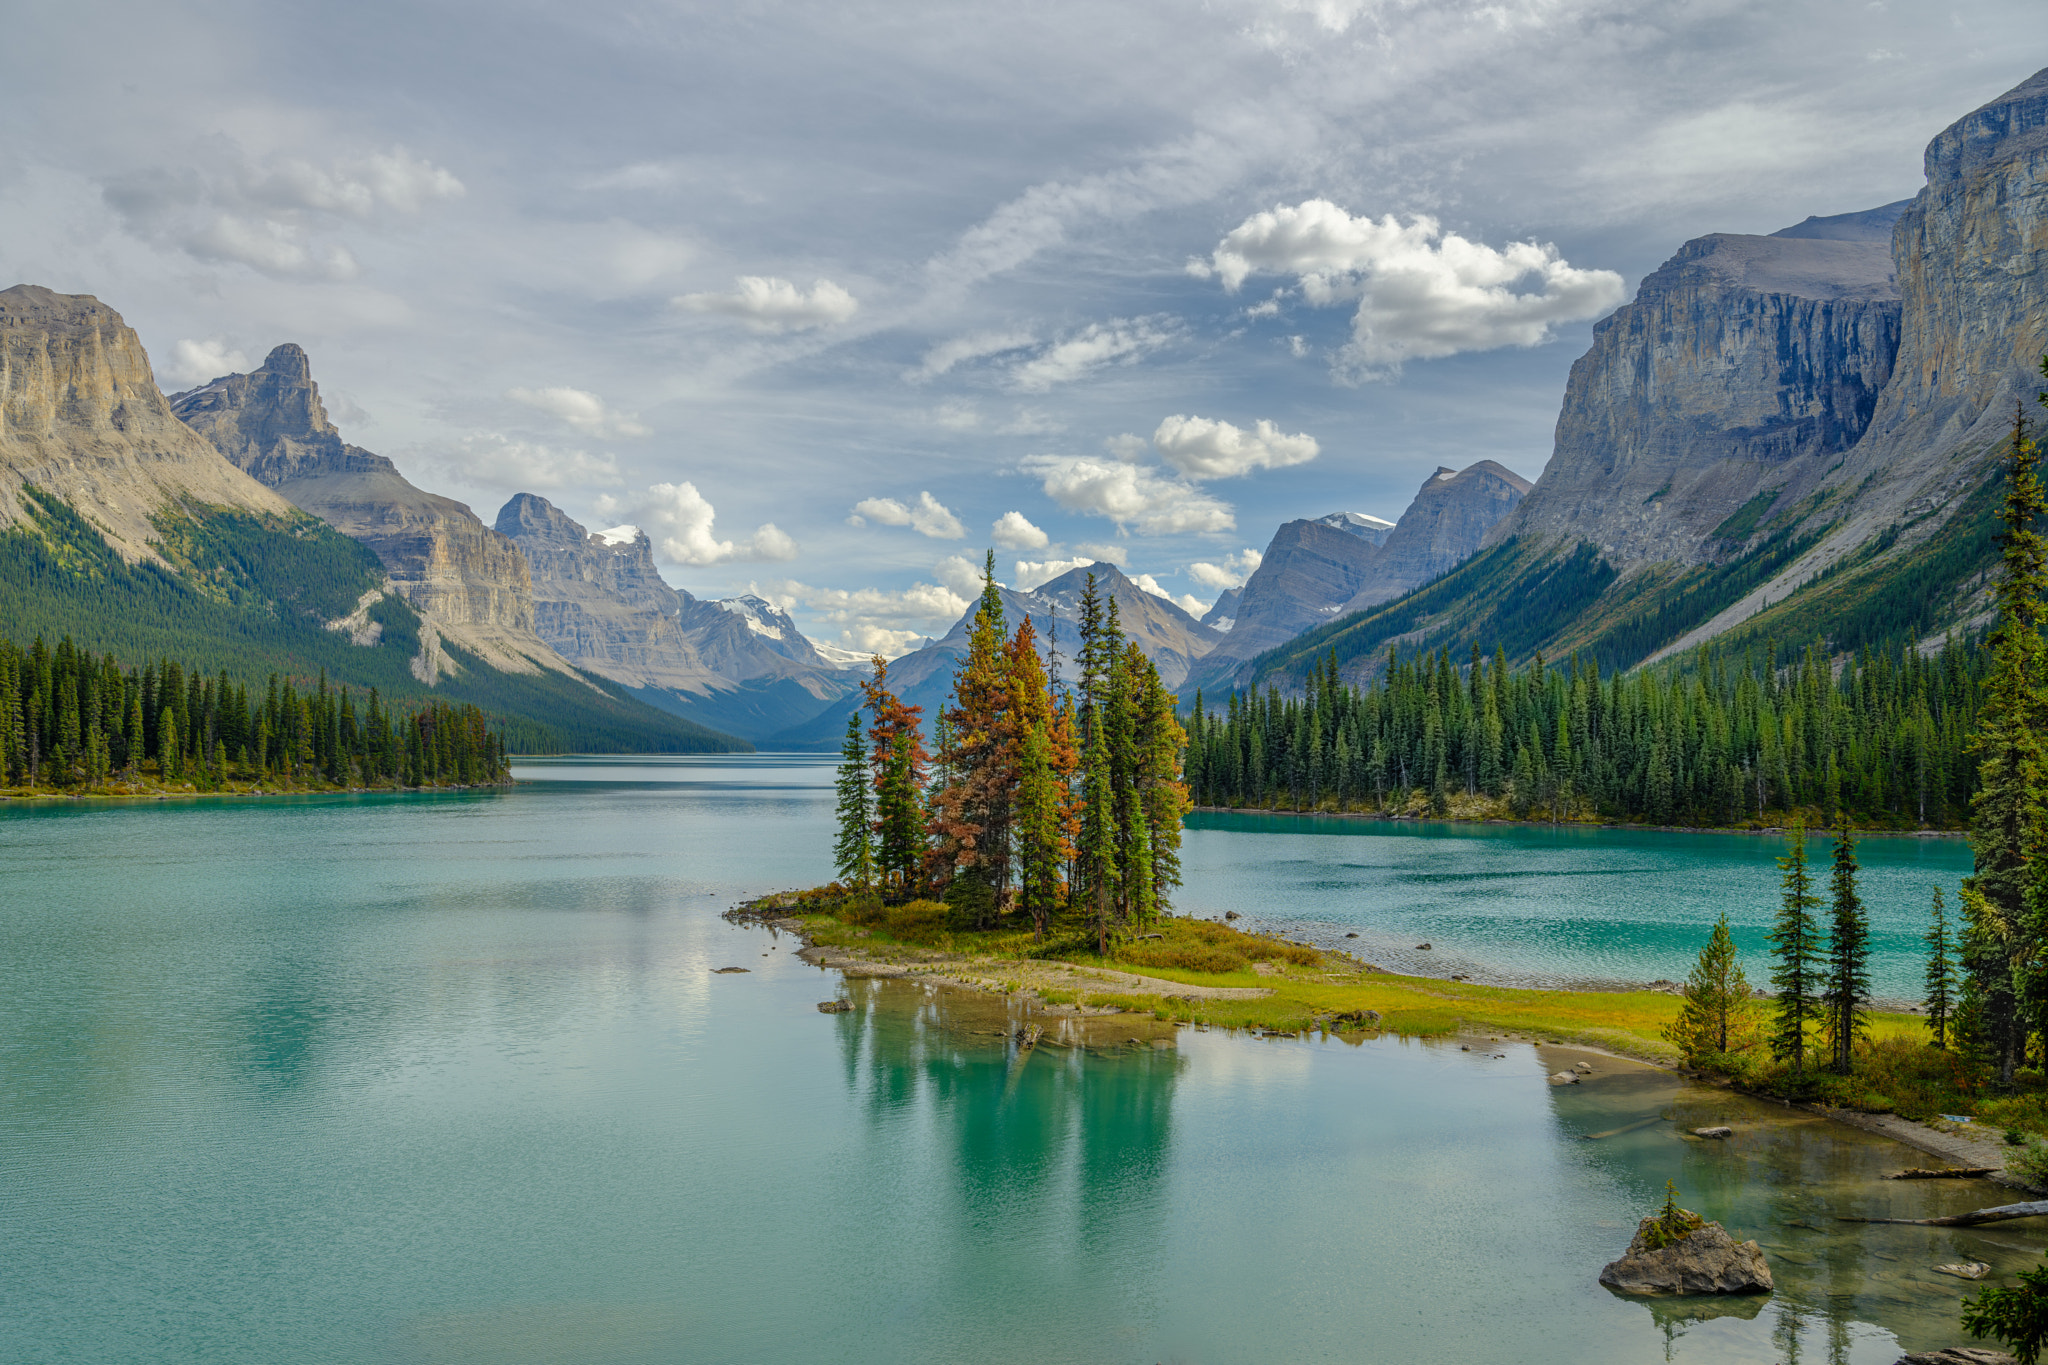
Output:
[1, 633, 509, 792]
[1185, 636, 1985, 829]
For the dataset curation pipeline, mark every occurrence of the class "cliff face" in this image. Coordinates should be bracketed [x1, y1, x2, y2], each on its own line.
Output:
[1215, 519, 1383, 660]
[494, 493, 723, 691]
[0, 285, 298, 560]
[1343, 460, 1530, 610]
[173, 346, 562, 679]
[1496, 230, 1901, 569]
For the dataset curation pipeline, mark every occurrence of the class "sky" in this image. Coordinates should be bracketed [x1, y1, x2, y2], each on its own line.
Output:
[4, 1, 2043, 654]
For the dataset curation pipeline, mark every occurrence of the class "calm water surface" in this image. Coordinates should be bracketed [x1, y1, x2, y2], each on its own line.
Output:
[0, 757, 2009, 1363]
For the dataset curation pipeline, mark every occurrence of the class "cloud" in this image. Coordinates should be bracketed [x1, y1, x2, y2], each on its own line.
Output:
[1022, 454, 1234, 535]
[770, 576, 973, 651]
[847, 491, 964, 539]
[102, 145, 462, 281]
[1008, 317, 1176, 392]
[933, 554, 987, 597]
[909, 328, 1036, 382]
[596, 482, 797, 565]
[1150, 415, 1319, 480]
[441, 433, 623, 491]
[160, 337, 250, 390]
[1014, 556, 1098, 591]
[673, 276, 859, 332]
[1194, 199, 1624, 376]
[1131, 572, 1207, 617]
[506, 386, 650, 438]
[1076, 542, 1129, 566]
[1187, 547, 1264, 591]
[990, 511, 1050, 550]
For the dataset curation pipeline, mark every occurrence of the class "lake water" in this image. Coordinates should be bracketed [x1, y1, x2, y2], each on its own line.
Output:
[0, 756, 2011, 1364]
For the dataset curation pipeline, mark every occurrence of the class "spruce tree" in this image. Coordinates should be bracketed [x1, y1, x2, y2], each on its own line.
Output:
[833, 710, 875, 892]
[1966, 401, 2048, 1084]
[1926, 887, 1958, 1050]
[1823, 826, 1872, 1074]
[1768, 822, 1823, 1069]
[1666, 914, 1759, 1062]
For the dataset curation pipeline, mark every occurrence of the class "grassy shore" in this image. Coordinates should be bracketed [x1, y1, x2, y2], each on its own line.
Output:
[745, 886, 2048, 1138]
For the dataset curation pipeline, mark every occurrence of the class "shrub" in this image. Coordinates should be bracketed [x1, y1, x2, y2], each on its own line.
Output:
[2008, 1139, 2048, 1191]
[1119, 941, 1249, 974]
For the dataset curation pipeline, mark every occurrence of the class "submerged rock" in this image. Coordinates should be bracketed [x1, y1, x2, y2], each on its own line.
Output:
[1599, 1217, 1773, 1296]
[1895, 1350, 2018, 1365]
[1934, 1262, 1993, 1280]
[1694, 1126, 1734, 1139]
[816, 1000, 853, 1013]
[1549, 1072, 1580, 1085]
[711, 967, 750, 974]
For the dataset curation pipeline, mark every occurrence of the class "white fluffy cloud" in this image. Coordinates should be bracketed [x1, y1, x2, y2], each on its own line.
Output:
[1150, 415, 1319, 480]
[1021, 454, 1234, 535]
[438, 433, 623, 492]
[933, 554, 988, 597]
[1130, 572, 1207, 617]
[1194, 199, 1624, 376]
[673, 276, 859, 332]
[1008, 317, 1176, 392]
[910, 328, 1036, 381]
[506, 386, 650, 438]
[160, 337, 250, 390]
[990, 511, 1050, 550]
[103, 145, 462, 281]
[770, 576, 972, 654]
[1014, 557, 1096, 591]
[596, 482, 797, 565]
[1187, 547, 1264, 591]
[848, 491, 965, 539]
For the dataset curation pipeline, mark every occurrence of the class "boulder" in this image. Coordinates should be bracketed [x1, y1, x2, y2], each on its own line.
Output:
[816, 1000, 853, 1013]
[1550, 1072, 1580, 1085]
[1694, 1126, 1734, 1139]
[1599, 1218, 1773, 1296]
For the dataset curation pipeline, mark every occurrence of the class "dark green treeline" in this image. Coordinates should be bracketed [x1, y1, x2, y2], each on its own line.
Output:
[1, 634, 509, 792]
[1186, 638, 1984, 828]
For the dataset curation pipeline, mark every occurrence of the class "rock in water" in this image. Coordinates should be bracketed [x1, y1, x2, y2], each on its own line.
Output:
[1599, 1218, 1773, 1295]
[1694, 1126, 1734, 1139]
[1549, 1072, 1580, 1085]
[816, 1000, 852, 1013]
[1895, 1350, 2018, 1365]
[1934, 1262, 1993, 1280]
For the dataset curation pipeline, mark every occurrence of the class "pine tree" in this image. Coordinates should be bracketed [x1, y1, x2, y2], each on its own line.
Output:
[1926, 886, 1958, 1050]
[1665, 913, 1760, 1062]
[1823, 825, 1872, 1074]
[859, 657, 928, 902]
[833, 710, 875, 892]
[1966, 401, 2048, 1083]
[1769, 822, 1824, 1069]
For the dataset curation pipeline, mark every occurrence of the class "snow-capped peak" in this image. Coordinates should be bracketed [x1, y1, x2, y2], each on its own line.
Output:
[715, 594, 786, 640]
[595, 524, 641, 547]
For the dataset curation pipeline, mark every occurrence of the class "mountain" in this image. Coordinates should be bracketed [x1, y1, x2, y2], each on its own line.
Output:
[1236, 66, 2048, 694]
[767, 562, 1220, 749]
[0, 285, 300, 559]
[1315, 511, 1396, 544]
[1201, 587, 1241, 630]
[493, 492, 859, 743]
[171, 346, 568, 683]
[0, 290, 743, 753]
[1341, 461, 1530, 611]
[1183, 460, 1526, 696]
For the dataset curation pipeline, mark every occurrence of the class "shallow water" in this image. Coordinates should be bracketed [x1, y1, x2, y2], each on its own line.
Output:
[1182, 811, 1973, 1001]
[0, 757, 2014, 1363]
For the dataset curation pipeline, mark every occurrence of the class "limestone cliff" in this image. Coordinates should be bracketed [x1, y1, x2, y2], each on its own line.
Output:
[493, 493, 720, 690]
[1343, 461, 1530, 610]
[0, 285, 298, 561]
[1494, 229, 1900, 570]
[172, 346, 564, 679]
[1212, 518, 1383, 661]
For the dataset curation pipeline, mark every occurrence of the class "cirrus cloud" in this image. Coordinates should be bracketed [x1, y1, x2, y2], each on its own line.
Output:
[1008, 316, 1177, 392]
[673, 276, 859, 332]
[1193, 199, 1624, 378]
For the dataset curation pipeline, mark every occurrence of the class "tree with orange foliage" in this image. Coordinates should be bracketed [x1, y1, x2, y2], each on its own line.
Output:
[930, 555, 1019, 925]
[861, 655, 927, 902]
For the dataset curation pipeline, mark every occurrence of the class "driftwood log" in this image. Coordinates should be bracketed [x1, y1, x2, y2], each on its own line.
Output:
[1839, 1200, 2048, 1227]
[1887, 1168, 1998, 1181]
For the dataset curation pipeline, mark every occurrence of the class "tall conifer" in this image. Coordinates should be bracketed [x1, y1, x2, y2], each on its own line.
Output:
[1926, 887, 1958, 1050]
[1769, 822, 1823, 1069]
[833, 710, 876, 892]
[1823, 826, 1871, 1073]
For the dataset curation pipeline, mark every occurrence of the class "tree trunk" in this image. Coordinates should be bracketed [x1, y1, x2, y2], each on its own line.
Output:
[1839, 1201, 2048, 1227]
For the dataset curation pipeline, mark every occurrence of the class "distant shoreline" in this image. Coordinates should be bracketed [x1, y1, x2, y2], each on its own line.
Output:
[1191, 805, 1968, 839]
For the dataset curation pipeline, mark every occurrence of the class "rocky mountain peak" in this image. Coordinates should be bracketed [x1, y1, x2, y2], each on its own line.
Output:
[1927, 65, 2048, 182]
[169, 342, 388, 485]
[0, 284, 296, 562]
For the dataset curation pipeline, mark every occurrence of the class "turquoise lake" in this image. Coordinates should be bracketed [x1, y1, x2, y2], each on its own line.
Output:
[0, 756, 2014, 1364]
